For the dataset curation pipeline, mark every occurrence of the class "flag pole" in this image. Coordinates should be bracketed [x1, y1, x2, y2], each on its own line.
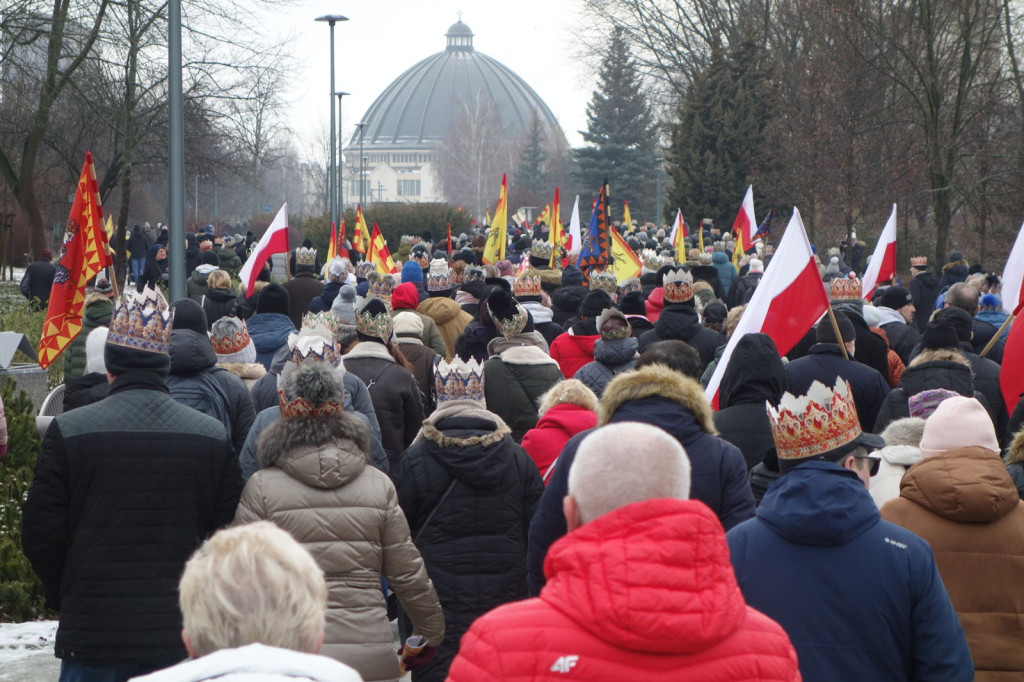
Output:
[826, 306, 850, 360]
[980, 314, 1013, 358]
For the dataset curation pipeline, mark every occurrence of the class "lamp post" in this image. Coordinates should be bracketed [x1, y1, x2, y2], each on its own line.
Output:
[336, 91, 349, 217]
[315, 14, 349, 228]
[168, 0, 185, 300]
[355, 121, 367, 208]
[654, 156, 664, 226]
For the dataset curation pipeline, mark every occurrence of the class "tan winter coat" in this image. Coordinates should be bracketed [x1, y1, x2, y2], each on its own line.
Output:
[418, 296, 472, 360]
[882, 446, 1024, 681]
[234, 411, 444, 682]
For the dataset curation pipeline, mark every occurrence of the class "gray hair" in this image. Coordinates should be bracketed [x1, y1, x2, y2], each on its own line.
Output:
[568, 422, 691, 524]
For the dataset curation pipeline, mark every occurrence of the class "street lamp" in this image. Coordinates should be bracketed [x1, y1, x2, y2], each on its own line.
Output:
[355, 121, 367, 208]
[336, 91, 349, 217]
[315, 14, 349, 228]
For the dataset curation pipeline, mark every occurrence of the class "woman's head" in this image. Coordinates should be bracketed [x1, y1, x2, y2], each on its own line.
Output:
[207, 269, 232, 291]
[538, 379, 599, 416]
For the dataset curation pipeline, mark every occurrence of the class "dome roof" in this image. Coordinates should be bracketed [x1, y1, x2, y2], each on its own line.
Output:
[350, 21, 567, 150]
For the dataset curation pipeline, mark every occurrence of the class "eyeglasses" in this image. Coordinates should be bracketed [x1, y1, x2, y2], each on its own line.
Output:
[854, 454, 881, 477]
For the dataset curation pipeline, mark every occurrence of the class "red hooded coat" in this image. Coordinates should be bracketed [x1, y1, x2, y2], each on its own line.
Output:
[520, 404, 598, 482]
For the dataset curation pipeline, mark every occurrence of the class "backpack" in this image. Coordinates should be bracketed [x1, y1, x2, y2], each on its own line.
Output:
[166, 367, 231, 436]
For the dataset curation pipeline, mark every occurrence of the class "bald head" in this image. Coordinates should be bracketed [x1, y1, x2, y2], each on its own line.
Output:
[945, 282, 979, 316]
[567, 422, 691, 525]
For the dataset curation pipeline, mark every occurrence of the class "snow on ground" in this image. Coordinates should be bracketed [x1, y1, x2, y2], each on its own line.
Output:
[0, 620, 56, 662]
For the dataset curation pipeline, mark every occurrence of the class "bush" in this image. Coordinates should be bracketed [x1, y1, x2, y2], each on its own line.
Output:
[0, 379, 47, 621]
[0, 289, 64, 389]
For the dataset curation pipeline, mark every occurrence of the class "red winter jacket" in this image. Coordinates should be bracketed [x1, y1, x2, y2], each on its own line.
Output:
[520, 404, 598, 483]
[446, 499, 801, 682]
[549, 331, 598, 379]
[645, 286, 665, 322]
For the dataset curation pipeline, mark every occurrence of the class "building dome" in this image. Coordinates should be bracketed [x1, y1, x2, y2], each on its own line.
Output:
[350, 20, 567, 150]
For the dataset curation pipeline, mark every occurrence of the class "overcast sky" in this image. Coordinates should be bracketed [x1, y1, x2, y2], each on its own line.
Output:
[262, 0, 595, 156]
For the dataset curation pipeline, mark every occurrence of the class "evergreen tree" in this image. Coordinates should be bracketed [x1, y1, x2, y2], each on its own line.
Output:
[575, 27, 659, 222]
[514, 109, 550, 208]
[665, 39, 775, 228]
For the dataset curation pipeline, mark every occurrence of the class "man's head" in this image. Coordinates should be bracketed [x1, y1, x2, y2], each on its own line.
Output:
[815, 310, 856, 357]
[565, 422, 691, 529]
[39, 248, 53, 262]
[179, 522, 327, 658]
[877, 286, 915, 323]
[944, 282, 979, 316]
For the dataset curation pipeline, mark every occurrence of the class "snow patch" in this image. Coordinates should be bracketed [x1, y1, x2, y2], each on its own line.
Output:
[0, 621, 56, 662]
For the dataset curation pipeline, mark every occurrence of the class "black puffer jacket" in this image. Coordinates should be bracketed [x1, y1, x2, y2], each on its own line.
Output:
[63, 373, 110, 411]
[638, 303, 724, 372]
[393, 402, 543, 682]
[874, 356, 993, 432]
[961, 343, 1007, 443]
[200, 287, 237, 329]
[910, 271, 940, 332]
[168, 329, 256, 457]
[21, 371, 241, 666]
[714, 333, 785, 471]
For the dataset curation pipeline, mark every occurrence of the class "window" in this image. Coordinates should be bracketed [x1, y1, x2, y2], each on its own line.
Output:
[397, 179, 421, 196]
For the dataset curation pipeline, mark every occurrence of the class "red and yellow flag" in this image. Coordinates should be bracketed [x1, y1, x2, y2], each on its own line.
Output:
[368, 223, 397, 275]
[482, 174, 507, 265]
[536, 204, 550, 226]
[622, 200, 633, 230]
[610, 227, 642, 283]
[327, 221, 338, 262]
[548, 187, 564, 268]
[733, 224, 744, 270]
[337, 218, 349, 260]
[353, 205, 369, 254]
[446, 222, 452, 257]
[38, 152, 112, 369]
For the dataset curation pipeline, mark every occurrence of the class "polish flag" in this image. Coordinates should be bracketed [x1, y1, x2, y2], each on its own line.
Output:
[1001, 221, 1024, 313]
[1000, 300, 1024, 416]
[861, 204, 898, 299]
[239, 203, 288, 297]
[567, 195, 582, 252]
[730, 185, 757, 243]
[706, 208, 829, 407]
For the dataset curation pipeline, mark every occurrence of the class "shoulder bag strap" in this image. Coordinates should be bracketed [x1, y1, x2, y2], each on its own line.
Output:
[413, 477, 458, 544]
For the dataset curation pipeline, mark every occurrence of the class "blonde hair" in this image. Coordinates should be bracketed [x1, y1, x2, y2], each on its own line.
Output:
[909, 348, 970, 369]
[1007, 428, 1024, 465]
[207, 269, 232, 291]
[179, 522, 327, 657]
[725, 305, 745, 339]
[538, 379, 599, 416]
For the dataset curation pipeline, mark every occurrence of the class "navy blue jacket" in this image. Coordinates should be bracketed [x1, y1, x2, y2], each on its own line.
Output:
[246, 312, 296, 370]
[727, 462, 973, 682]
[308, 279, 342, 313]
[527, 394, 754, 595]
[785, 344, 890, 432]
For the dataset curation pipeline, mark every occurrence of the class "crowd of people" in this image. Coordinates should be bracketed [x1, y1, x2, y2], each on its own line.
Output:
[17, 215, 1024, 682]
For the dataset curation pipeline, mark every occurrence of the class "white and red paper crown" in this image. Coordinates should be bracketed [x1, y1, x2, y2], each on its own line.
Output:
[107, 285, 173, 354]
[767, 377, 863, 461]
[829, 275, 862, 302]
[435, 358, 485, 404]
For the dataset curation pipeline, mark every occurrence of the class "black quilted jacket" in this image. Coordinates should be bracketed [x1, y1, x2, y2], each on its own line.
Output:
[21, 371, 243, 666]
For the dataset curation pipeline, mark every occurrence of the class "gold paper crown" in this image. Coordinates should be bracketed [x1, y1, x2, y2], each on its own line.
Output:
[278, 389, 344, 419]
[827, 246, 841, 257]
[400, 235, 414, 245]
[356, 307, 394, 341]
[435, 358, 485, 404]
[302, 312, 339, 335]
[619, 277, 642, 295]
[514, 275, 542, 298]
[295, 246, 317, 266]
[642, 249, 661, 271]
[489, 300, 530, 339]
[829, 275, 862, 302]
[356, 262, 375, 278]
[367, 271, 396, 300]
[463, 267, 485, 283]
[530, 241, 553, 259]
[426, 258, 452, 292]
[767, 378, 863, 461]
[588, 269, 618, 294]
[288, 334, 341, 367]
[107, 286, 173, 354]
[663, 269, 695, 304]
[910, 256, 928, 267]
[712, 240, 725, 252]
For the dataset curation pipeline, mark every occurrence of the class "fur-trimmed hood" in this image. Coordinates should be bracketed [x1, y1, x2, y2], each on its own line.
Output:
[413, 399, 517, 490]
[257, 411, 372, 489]
[942, 259, 969, 275]
[415, 399, 510, 447]
[487, 331, 552, 360]
[600, 364, 717, 435]
[343, 340, 395, 362]
[218, 361, 267, 381]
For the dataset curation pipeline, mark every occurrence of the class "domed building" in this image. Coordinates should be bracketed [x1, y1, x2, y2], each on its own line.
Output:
[344, 19, 567, 207]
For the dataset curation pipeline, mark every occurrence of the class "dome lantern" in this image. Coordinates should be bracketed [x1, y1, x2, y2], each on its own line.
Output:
[445, 19, 474, 51]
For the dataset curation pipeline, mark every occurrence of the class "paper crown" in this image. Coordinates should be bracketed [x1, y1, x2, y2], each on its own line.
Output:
[712, 240, 725, 252]
[356, 305, 394, 341]
[827, 246, 841, 257]
[767, 378, 863, 461]
[514, 274, 542, 298]
[530, 241, 553, 259]
[829, 275, 862, 302]
[663, 268, 695, 304]
[597, 308, 632, 340]
[910, 256, 928, 267]
[400, 234, 414, 245]
[367, 271, 396, 299]
[288, 333, 341, 367]
[303, 311, 339, 336]
[355, 262, 375, 278]
[278, 389, 344, 419]
[487, 290, 530, 339]
[435, 358, 485, 404]
[641, 249, 662, 271]
[463, 267, 485, 283]
[619, 277, 642, 296]
[426, 258, 452, 292]
[588, 269, 618, 294]
[209, 319, 252, 356]
[295, 246, 317, 266]
[107, 286, 174, 354]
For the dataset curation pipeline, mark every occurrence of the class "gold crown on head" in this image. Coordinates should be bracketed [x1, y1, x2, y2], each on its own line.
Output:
[426, 258, 452, 292]
[107, 286, 173, 353]
[910, 256, 928, 267]
[288, 333, 341, 367]
[210, 320, 251, 356]
[829, 275, 862, 302]
[767, 378, 863, 461]
[642, 249, 661, 271]
[588, 269, 618, 294]
[303, 311, 339, 336]
[367, 271, 396, 300]
[514, 274, 542, 298]
[295, 247, 317, 266]
[356, 306, 394, 341]
[619, 277, 642, 295]
[663, 268, 695, 304]
[277, 389, 344, 418]
[435, 358, 485, 404]
[530, 241, 553, 259]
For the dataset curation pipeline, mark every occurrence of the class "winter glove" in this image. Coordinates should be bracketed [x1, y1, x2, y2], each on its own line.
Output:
[398, 644, 436, 672]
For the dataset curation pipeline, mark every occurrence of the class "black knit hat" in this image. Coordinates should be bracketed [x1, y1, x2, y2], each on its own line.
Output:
[877, 286, 913, 310]
[580, 290, 614, 318]
[921, 317, 960, 350]
[170, 298, 208, 335]
[618, 290, 646, 316]
[200, 251, 219, 266]
[257, 283, 290, 315]
[816, 310, 855, 344]
[561, 265, 584, 287]
[933, 307, 973, 343]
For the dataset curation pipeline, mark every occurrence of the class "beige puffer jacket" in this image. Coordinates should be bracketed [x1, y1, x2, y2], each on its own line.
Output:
[234, 411, 444, 682]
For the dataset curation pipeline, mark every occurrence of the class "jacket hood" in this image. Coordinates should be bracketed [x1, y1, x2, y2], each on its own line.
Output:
[600, 364, 716, 435]
[416, 400, 514, 490]
[898, 447, 1019, 523]
[204, 287, 235, 303]
[418, 295, 463, 324]
[193, 264, 217, 277]
[169, 329, 217, 375]
[942, 260, 968, 276]
[757, 462, 881, 546]
[711, 251, 729, 264]
[877, 444, 923, 467]
[645, 287, 665, 321]
[653, 304, 703, 341]
[915, 271, 939, 286]
[521, 300, 554, 324]
[898, 360, 975, 396]
[258, 411, 372, 489]
[392, 282, 420, 310]
[542, 499, 746, 654]
[537, 403, 598, 435]
[719, 333, 785, 409]
[247, 313, 296, 352]
[592, 337, 638, 367]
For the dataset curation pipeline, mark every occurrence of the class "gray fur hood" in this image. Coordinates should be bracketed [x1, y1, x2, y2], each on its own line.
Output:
[257, 411, 372, 489]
